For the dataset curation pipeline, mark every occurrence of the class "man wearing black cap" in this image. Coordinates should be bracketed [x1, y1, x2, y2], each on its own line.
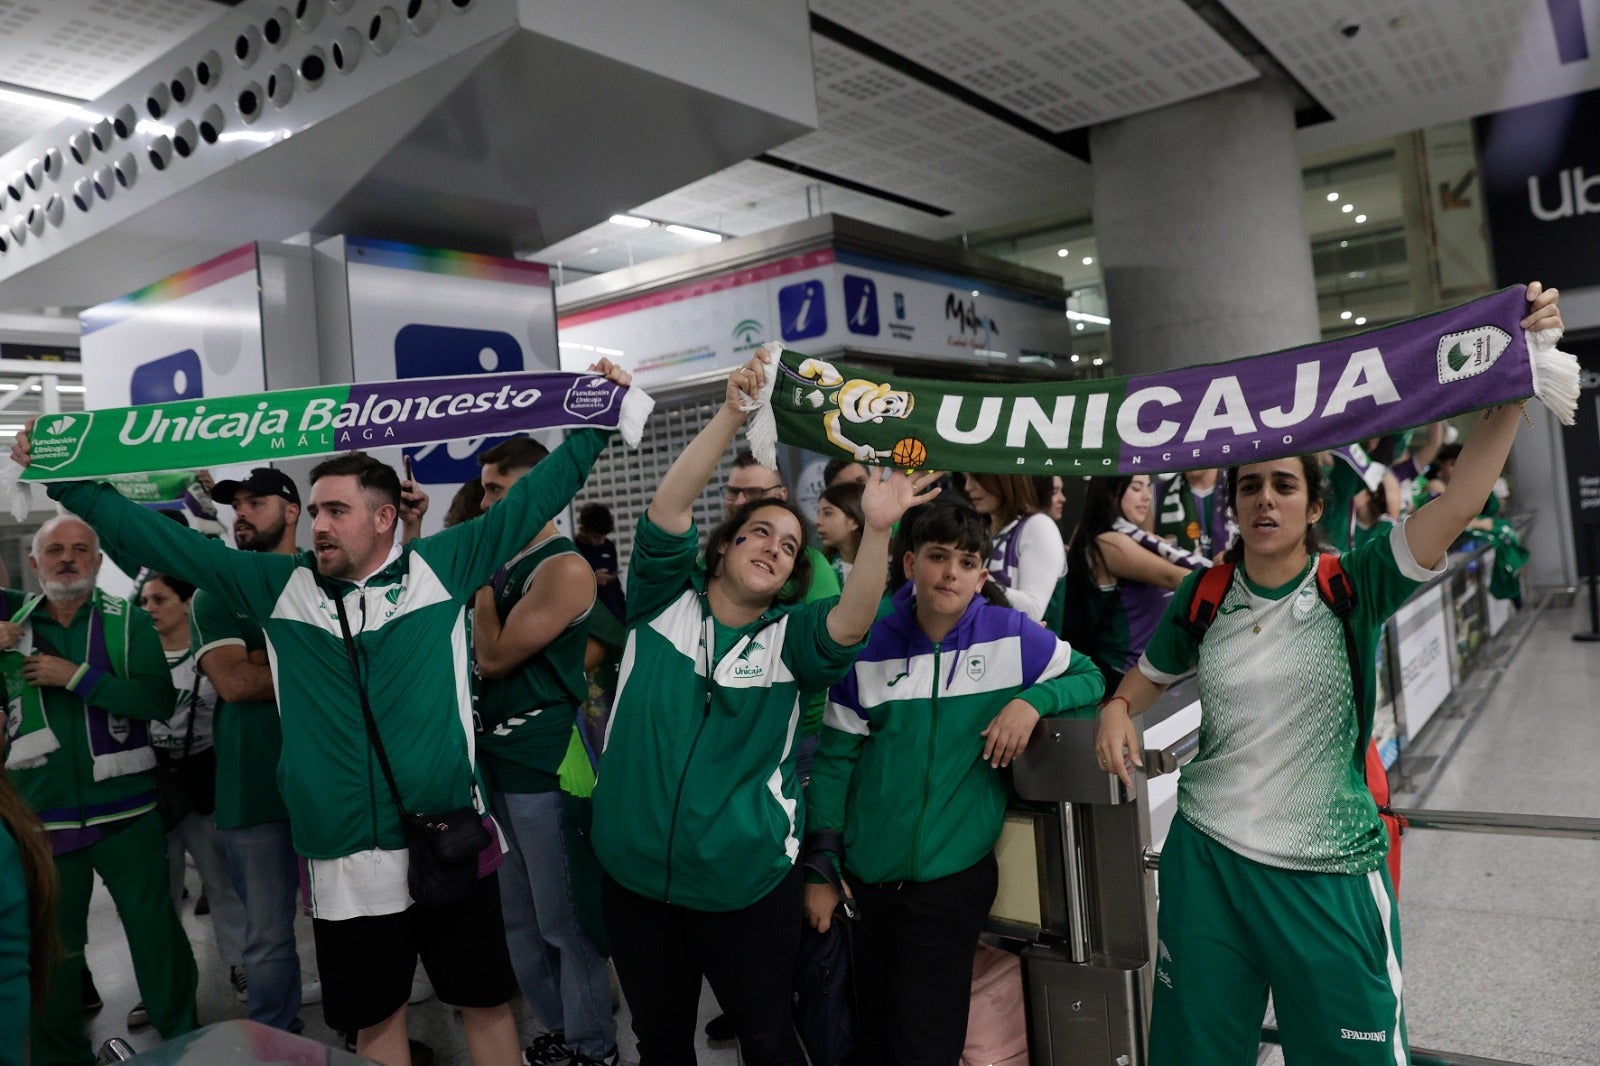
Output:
[191, 467, 309, 1033]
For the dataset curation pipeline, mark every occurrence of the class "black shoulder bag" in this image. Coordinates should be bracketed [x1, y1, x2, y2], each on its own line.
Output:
[332, 589, 489, 908]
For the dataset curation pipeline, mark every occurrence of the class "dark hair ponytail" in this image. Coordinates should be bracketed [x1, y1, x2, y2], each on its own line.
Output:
[0, 768, 58, 1014]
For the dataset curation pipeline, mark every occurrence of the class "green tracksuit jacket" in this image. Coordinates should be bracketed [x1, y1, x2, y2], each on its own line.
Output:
[46, 429, 608, 861]
[592, 514, 864, 912]
[808, 582, 1104, 885]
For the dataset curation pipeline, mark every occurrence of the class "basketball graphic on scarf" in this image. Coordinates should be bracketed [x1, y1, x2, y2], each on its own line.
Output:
[891, 437, 927, 468]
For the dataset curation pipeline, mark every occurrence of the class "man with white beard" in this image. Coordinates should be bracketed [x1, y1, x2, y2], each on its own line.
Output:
[1, 515, 196, 1065]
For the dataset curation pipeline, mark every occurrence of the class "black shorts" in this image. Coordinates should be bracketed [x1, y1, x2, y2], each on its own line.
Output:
[312, 872, 518, 1032]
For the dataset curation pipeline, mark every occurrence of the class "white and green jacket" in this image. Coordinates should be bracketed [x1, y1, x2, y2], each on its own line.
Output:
[48, 431, 610, 889]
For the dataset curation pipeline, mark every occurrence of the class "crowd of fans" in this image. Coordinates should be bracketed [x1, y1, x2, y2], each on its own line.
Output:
[0, 281, 1559, 1066]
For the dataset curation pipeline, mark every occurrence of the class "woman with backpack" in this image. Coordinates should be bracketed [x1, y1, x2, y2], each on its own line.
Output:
[1093, 281, 1562, 1065]
[591, 352, 939, 1066]
[1062, 474, 1210, 692]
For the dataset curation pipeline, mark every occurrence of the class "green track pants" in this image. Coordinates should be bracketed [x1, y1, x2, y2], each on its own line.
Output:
[32, 812, 198, 1066]
[1150, 815, 1407, 1065]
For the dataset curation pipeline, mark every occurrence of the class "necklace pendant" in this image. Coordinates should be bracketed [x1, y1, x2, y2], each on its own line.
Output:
[1252, 623, 1261, 635]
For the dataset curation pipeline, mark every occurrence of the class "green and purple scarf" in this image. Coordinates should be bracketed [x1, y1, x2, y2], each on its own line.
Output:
[747, 287, 1577, 475]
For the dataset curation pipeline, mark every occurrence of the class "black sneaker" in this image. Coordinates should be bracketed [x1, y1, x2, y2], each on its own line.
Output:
[409, 1040, 435, 1066]
[704, 1013, 735, 1045]
[569, 1049, 619, 1066]
[82, 969, 102, 1014]
[127, 1001, 150, 1029]
[194, 893, 210, 917]
[522, 1032, 572, 1065]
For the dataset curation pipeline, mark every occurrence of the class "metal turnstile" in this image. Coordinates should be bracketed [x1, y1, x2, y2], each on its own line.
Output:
[995, 712, 1166, 1066]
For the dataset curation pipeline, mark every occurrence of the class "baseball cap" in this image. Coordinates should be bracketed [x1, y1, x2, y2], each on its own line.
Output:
[211, 467, 301, 506]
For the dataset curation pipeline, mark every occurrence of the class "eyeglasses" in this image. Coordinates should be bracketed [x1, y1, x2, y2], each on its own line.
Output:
[722, 483, 784, 502]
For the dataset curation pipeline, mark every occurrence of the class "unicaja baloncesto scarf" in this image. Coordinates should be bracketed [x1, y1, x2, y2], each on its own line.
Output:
[4, 588, 148, 780]
[747, 287, 1579, 474]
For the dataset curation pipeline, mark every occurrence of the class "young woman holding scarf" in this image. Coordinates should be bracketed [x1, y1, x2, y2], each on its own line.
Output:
[1063, 474, 1211, 692]
[591, 352, 939, 1066]
[1094, 282, 1562, 1065]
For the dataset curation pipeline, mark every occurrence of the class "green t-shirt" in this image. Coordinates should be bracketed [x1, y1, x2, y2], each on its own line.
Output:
[191, 589, 290, 829]
[799, 545, 841, 737]
[1139, 523, 1441, 874]
[476, 536, 591, 794]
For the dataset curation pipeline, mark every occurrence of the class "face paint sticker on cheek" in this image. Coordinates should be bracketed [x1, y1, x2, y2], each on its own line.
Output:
[734, 536, 747, 545]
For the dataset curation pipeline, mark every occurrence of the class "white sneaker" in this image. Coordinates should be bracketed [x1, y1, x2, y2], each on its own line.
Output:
[300, 979, 322, 1006]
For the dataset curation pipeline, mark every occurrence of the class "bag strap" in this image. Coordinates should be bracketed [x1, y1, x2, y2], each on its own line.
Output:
[332, 588, 409, 819]
[1313, 553, 1367, 746]
[1182, 562, 1234, 638]
[803, 829, 857, 920]
[179, 675, 199, 761]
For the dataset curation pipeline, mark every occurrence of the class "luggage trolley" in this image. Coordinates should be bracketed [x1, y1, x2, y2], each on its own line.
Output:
[990, 708, 1194, 1066]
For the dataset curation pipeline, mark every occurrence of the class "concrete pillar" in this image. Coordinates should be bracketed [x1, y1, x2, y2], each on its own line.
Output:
[1090, 78, 1320, 376]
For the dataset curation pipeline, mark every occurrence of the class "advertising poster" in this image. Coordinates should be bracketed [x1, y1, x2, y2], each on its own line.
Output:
[1477, 88, 1600, 290]
[558, 247, 1072, 391]
[80, 244, 267, 410]
[78, 244, 268, 593]
[1560, 336, 1600, 577]
[1393, 584, 1452, 741]
[341, 238, 559, 528]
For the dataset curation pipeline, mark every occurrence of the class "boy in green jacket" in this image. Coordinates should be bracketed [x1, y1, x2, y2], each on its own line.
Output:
[805, 502, 1104, 1066]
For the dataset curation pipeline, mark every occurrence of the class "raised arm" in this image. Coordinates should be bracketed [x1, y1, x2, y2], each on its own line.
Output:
[418, 361, 635, 596]
[1405, 281, 1561, 569]
[473, 554, 594, 679]
[1098, 531, 1197, 591]
[826, 469, 942, 645]
[648, 355, 769, 534]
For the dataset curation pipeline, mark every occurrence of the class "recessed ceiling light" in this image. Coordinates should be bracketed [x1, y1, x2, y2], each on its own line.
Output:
[1340, 240, 1349, 248]
[608, 214, 650, 228]
[1057, 248, 1069, 257]
[1340, 311, 1353, 320]
[1092, 357, 1104, 366]
[1082, 256, 1093, 266]
[1075, 322, 1085, 331]
[1326, 192, 1339, 202]
[1355, 214, 1367, 223]
[665, 223, 722, 241]
[1070, 354, 1080, 363]
[1341, 203, 1354, 214]
[1355, 316, 1367, 325]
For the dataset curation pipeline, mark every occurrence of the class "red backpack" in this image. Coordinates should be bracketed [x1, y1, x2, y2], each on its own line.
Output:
[1183, 554, 1406, 894]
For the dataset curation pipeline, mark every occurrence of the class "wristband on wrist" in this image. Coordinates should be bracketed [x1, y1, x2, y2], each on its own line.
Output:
[1100, 695, 1131, 717]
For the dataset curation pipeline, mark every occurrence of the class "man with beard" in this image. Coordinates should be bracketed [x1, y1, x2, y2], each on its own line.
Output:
[1, 516, 194, 1065]
[190, 468, 308, 1033]
[12, 358, 632, 1066]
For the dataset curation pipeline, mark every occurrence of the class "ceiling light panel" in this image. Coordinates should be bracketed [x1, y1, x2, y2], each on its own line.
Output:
[1222, 0, 1600, 150]
[768, 35, 1085, 215]
[0, 1, 225, 102]
[811, 0, 1258, 132]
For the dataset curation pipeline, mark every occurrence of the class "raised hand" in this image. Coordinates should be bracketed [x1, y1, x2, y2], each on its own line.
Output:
[9, 416, 38, 468]
[860, 468, 943, 532]
[722, 350, 772, 419]
[589, 357, 633, 388]
[1522, 281, 1562, 335]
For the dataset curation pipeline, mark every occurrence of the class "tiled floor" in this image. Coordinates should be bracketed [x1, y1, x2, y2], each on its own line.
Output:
[75, 599, 1600, 1065]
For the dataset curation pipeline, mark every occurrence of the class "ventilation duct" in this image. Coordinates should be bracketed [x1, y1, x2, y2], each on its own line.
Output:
[0, 0, 816, 311]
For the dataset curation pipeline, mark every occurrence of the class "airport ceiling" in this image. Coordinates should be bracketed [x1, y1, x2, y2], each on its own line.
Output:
[0, 0, 1597, 289]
